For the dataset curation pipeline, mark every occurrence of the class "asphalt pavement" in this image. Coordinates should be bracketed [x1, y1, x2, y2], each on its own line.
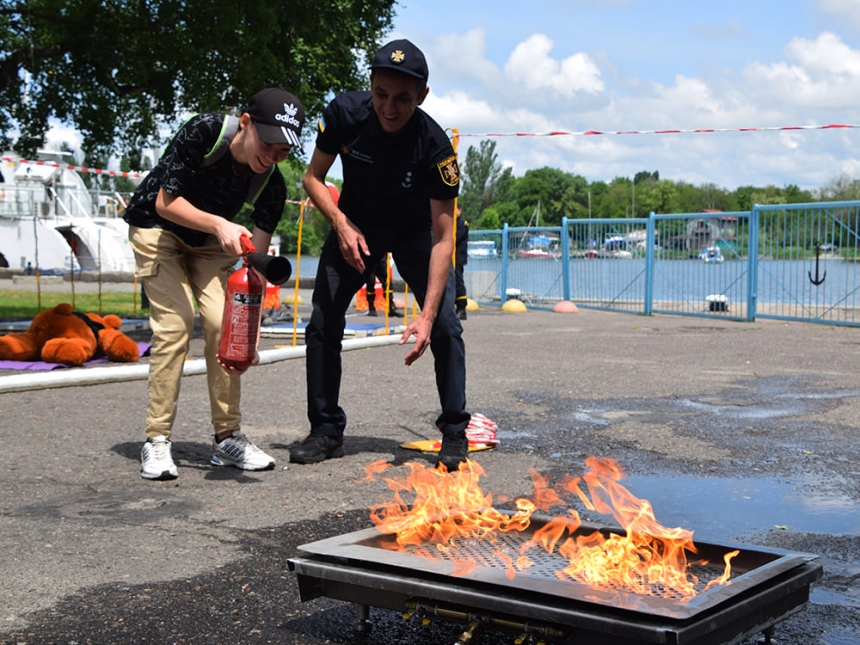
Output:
[1, 296, 859, 645]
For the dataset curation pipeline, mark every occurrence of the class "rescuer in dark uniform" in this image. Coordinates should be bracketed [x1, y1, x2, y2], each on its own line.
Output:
[454, 209, 469, 320]
[292, 39, 471, 472]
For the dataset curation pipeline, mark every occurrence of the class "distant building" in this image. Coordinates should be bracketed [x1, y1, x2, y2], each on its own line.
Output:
[667, 210, 738, 251]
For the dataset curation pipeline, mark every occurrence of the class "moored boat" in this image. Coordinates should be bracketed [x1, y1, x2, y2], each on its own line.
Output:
[699, 246, 725, 263]
[0, 152, 136, 273]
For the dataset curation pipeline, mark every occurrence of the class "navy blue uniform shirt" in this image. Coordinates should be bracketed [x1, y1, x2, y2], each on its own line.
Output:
[315, 91, 459, 233]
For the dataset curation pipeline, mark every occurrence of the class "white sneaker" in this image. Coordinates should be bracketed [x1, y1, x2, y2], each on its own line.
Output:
[141, 436, 179, 480]
[210, 431, 275, 471]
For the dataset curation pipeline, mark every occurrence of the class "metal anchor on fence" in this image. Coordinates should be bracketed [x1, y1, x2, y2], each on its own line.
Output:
[808, 243, 826, 286]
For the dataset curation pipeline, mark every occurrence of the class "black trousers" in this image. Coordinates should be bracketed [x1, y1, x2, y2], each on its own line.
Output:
[454, 262, 467, 306]
[365, 256, 389, 300]
[306, 227, 470, 437]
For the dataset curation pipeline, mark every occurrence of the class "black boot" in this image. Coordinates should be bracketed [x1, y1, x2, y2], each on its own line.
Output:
[456, 302, 467, 320]
[289, 433, 345, 464]
[436, 433, 469, 472]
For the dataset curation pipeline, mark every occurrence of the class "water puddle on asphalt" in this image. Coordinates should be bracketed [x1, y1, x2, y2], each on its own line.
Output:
[611, 474, 860, 613]
[621, 473, 860, 540]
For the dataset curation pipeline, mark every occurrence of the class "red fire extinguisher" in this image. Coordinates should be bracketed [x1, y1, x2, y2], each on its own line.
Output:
[218, 237, 291, 371]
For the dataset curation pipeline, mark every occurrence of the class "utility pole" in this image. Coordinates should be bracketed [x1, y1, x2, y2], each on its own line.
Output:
[632, 180, 636, 217]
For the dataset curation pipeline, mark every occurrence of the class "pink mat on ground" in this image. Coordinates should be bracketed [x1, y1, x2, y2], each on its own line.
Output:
[0, 343, 151, 371]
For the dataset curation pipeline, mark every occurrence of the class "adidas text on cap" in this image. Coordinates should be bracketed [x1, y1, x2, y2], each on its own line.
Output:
[371, 39, 429, 83]
[247, 87, 305, 147]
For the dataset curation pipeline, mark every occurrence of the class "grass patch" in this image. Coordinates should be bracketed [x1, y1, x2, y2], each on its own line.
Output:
[0, 289, 148, 321]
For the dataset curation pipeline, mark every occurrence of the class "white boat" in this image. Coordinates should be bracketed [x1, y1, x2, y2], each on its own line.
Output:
[602, 236, 633, 259]
[520, 234, 560, 259]
[519, 248, 559, 259]
[607, 249, 634, 259]
[0, 152, 136, 273]
[699, 246, 725, 264]
[467, 240, 498, 258]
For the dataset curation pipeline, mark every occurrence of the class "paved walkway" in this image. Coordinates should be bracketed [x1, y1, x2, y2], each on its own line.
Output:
[1, 304, 858, 644]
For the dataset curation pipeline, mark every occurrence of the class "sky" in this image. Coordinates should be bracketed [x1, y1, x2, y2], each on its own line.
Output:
[40, 0, 860, 193]
[382, 0, 860, 191]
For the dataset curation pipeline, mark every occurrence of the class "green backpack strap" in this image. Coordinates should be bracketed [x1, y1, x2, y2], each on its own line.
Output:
[245, 166, 275, 207]
[200, 115, 275, 207]
[201, 115, 238, 168]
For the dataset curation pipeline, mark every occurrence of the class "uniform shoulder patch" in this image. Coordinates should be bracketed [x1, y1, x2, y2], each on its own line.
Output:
[437, 155, 460, 187]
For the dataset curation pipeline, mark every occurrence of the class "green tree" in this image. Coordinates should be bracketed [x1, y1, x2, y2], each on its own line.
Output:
[635, 179, 678, 215]
[460, 139, 504, 222]
[633, 170, 659, 185]
[478, 206, 501, 230]
[586, 180, 609, 216]
[818, 173, 860, 201]
[733, 185, 757, 211]
[749, 185, 787, 206]
[512, 167, 588, 226]
[0, 0, 395, 159]
[592, 176, 634, 218]
[671, 181, 699, 213]
[781, 184, 812, 203]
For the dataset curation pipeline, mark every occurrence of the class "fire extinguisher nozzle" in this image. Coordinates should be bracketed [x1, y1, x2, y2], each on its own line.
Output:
[247, 252, 292, 285]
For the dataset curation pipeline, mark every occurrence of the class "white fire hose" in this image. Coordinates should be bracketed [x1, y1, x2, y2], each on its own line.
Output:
[0, 334, 407, 394]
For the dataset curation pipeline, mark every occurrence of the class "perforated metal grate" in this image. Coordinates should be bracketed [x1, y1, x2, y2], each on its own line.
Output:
[400, 531, 726, 601]
[293, 519, 822, 630]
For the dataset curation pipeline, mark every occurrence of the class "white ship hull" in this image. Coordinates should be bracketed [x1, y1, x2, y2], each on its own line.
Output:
[0, 154, 136, 274]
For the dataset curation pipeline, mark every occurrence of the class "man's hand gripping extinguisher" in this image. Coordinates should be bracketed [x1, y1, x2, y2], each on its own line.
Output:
[218, 237, 292, 372]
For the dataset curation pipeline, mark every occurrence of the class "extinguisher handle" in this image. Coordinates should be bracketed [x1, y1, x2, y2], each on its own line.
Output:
[240, 235, 256, 256]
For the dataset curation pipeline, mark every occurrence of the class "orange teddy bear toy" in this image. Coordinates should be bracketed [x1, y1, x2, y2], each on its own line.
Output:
[0, 303, 140, 366]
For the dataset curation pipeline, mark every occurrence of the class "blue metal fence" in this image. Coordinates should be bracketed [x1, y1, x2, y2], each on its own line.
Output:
[754, 202, 860, 325]
[462, 200, 860, 327]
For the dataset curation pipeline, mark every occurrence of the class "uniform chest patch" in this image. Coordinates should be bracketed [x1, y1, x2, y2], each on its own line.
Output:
[341, 146, 374, 164]
[437, 155, 460, 187]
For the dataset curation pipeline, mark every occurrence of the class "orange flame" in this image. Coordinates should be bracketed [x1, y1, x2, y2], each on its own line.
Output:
[369, 460, 532, 549]
[367, 456, 739, 601]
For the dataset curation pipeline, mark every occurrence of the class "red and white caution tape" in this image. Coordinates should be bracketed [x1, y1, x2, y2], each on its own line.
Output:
[3, 158, 311, 209]
[10, 122, 852, 180]
[455, 123, 860, 138]
[1, 156, 148, 179]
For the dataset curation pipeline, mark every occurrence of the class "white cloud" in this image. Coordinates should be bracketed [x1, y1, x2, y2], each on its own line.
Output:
[655, 76, 720, 116]
[744, 32, 860, 108]
[817, 0, 860, 33]
[423, 90, 500, 131]
[391, 3, 860, 190]
[432, 28, 500, 87]
[785, 31, 860, 77]
[503, 34, 604, 96]
[419, 23, 860, 190]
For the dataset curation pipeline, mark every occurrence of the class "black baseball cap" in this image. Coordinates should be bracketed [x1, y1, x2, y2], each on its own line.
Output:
[247, 87, 305, 147]
[371, 39, 429, 83]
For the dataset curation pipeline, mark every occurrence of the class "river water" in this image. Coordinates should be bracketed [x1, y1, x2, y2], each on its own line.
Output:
[466, 255, 860, 311]
[288, 254, 859, 318]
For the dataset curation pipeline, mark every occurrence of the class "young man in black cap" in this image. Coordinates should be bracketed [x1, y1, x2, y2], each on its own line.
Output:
[293, 39, 471, 472]
[124, 87, 305, 480]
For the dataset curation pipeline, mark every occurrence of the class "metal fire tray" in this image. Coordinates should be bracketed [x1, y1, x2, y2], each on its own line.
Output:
[288, 516, 822, 645]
